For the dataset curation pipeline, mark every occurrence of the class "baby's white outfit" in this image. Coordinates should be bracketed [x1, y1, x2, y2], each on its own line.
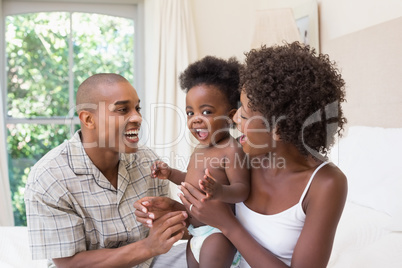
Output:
[187, 224, 221, 263]
[187, 224, 241, 267]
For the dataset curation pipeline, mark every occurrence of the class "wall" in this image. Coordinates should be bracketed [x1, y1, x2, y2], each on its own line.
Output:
[319, 0, 402, 128]
[190, 0, 402, 127]
[191, 0, 317, 60]
[318, 0, 402, 46]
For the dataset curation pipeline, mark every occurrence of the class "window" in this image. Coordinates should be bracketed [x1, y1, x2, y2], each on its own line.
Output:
[2, 1, 143, 226]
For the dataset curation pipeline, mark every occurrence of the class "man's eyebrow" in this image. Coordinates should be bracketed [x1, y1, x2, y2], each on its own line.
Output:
[113, 99, 141, 106]
[113, 100, 130, 106]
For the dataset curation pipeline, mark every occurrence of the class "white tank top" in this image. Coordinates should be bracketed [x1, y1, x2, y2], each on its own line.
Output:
[235, 162, 328, 267]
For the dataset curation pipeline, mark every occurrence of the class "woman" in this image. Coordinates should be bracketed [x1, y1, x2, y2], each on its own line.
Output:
[178, 42, 348, 267]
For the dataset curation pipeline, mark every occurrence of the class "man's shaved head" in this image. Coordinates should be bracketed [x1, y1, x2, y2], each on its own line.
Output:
[76, 73, 129, 112]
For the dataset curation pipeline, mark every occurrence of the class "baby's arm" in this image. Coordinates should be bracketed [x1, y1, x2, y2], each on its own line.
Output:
[151, 160, 186, 185]
[199, 146, 250, 203]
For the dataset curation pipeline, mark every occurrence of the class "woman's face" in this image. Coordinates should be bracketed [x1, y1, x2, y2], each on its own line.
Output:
[234, 91, 273, 156]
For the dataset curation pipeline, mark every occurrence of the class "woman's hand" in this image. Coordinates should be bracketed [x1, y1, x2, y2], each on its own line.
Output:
[134, 196, 181, 227]
[178, 182, 235, 230]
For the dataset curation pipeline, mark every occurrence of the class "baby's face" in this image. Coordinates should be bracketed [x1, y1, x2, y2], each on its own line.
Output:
[185, 84, 232, 146]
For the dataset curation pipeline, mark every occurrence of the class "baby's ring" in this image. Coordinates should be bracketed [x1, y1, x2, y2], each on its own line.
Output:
[189, 204, 193, 212]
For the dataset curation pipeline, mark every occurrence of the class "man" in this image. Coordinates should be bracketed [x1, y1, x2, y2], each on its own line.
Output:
[24, 73, 187, 267]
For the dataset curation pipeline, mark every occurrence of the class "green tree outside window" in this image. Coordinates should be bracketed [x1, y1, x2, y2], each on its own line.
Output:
[5, 12, 135, 226]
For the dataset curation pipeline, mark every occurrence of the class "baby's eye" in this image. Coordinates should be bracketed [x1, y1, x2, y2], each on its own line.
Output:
[186, 111, 194, 116]
[202, 110, 212, 115]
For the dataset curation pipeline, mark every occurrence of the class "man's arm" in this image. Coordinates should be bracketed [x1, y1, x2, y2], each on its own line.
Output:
[53, 211, 188, 268]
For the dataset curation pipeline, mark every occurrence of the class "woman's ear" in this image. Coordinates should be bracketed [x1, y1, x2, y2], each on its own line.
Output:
[272, 126, 281, 141]
[78, 110, 96, 130]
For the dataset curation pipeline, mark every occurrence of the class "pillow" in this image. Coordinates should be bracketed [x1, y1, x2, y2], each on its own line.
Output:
[329, 126, 402, 218]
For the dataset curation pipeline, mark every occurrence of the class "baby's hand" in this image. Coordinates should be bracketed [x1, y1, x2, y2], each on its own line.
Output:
[199, 168, 223, 201]
[151, 160, 172, 180]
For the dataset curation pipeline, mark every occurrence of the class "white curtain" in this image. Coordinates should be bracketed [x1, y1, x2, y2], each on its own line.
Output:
[0, 0, 15, 226]
[144, 0, 197, 173]
[0, 97, 13, 227]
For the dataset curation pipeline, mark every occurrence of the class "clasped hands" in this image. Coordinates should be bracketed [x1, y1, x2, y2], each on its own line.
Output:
[134, 170, 234, 233]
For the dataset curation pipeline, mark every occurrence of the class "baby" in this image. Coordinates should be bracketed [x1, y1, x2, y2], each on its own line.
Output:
[152, 56, 250, 268]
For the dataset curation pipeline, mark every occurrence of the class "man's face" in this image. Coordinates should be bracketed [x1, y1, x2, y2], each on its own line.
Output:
[91, 81, 142, 154]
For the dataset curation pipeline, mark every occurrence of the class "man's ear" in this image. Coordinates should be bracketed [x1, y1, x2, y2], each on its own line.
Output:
[78, 110, 96, 129]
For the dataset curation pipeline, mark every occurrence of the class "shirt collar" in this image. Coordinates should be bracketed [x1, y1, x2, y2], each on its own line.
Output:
[66, 131, 139, 190]
[67, 130, 95, 175]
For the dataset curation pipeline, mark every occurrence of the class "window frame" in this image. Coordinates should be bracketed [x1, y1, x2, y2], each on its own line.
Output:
[1, 0, 145, 127]
[0, 0, 145, 225]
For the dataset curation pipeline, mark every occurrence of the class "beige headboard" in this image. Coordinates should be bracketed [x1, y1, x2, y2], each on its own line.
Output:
[323, 16, 402, 128]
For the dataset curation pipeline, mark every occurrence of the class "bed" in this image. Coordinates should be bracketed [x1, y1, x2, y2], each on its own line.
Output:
[327, 126, 402, 267]
[1, 126, 401, 267]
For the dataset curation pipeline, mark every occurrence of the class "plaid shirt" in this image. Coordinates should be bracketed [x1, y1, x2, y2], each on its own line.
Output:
[24, 131, 169, 267]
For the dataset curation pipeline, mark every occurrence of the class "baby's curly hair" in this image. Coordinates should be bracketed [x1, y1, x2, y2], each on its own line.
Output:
[179, 56, 242, 111]
[241, 42, 347, 158]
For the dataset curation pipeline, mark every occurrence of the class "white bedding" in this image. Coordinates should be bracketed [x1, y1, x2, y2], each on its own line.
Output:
[1, 126, 401, 267]
[0, 226, 46, 268]
[328, 201, 402, 268]
[328, 126, 402, 268]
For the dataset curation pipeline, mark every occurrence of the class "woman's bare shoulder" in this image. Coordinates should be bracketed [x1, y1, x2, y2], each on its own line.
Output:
[308, 162, 348, 204]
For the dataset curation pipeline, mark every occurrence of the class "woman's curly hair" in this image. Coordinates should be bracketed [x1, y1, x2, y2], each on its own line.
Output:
[241, 42, 347, 158]
[179, 56, 242, 111]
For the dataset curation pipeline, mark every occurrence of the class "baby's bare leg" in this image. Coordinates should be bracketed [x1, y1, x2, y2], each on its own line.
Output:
[199, 233, 236, 268]
[186, 239, 199, 268]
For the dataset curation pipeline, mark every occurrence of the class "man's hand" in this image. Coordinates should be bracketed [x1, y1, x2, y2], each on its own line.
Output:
[134, 196, 184, 227]
[151, 161, 172, 180]
[144, 211, 188, 255]
[53, 211, 188, 268]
